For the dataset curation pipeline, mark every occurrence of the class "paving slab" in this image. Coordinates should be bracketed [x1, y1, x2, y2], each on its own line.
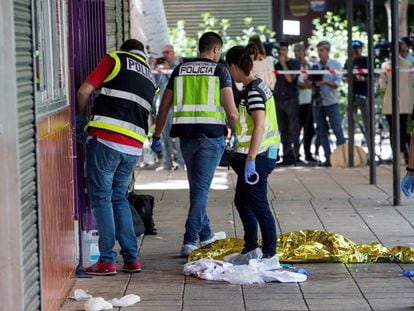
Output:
[60, 165, 414, 311]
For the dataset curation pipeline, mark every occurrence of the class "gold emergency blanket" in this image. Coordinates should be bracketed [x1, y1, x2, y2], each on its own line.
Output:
[188, 230, 414, 263]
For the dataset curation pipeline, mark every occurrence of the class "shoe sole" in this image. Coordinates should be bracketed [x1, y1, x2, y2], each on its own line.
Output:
[85, 271, 117, 276]
[122, 268, 142, 273]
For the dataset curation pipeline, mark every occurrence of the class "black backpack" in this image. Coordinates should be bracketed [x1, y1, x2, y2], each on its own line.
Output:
[128, 192, 157, 235]
[128, 202, 145, 237]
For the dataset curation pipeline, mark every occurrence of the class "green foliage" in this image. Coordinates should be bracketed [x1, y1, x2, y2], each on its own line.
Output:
[168, 20, 198, 57]
[308, 12, 382, 117]
[308, 11, 381, 65]
[168, 13, 275, 57]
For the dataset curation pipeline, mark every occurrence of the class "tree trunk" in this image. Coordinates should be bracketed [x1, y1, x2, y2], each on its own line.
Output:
[130, 0, 170, 57]
[385, 0, 408, 38]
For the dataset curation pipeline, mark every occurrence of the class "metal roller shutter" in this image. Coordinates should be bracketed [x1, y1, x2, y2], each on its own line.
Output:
[123, 0, 130, 41]
[106, 0, 129, 52]
[106, 0, 117, 51]
[13, 0, 40, 310]
[163, 0, 273, 38]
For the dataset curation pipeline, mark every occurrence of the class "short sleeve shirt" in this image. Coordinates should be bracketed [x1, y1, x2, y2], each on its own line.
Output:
[166, 58, 233, 138]
[241, 79, 267, 113]
[274, 58, 300, 100]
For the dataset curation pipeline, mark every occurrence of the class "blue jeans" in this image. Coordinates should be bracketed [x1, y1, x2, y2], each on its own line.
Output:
[313, 103, 346, 161]
[162, 108, 185, 168]
[230, 154, 277, 257]
[180, 136, 225, 245]
[86, 138, 139, 264]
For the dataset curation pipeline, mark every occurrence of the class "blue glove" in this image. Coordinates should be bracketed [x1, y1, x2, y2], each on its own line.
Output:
[244, 159, 256, 183]
[401, 175, 414, 198]
[76, 114, 88, 144]
[151, 136, 162, 153]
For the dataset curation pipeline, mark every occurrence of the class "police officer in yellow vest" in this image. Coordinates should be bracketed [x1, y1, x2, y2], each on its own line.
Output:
[151, 32, 238, 257]
[223, 45, 280, 268]
[77, 39, 157, 275]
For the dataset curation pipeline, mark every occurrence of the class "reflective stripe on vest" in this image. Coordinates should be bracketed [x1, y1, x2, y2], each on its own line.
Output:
[87, 115, 147, 143]
[172, 75, 225, 125]
[100, 87, 152, 112]
[236, 96, 280, 154]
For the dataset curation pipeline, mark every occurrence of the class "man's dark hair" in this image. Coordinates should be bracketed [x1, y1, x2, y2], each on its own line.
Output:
[317, 40, 331, 51]
[120, 39, 145, 52]
[400, 36, 411, 47]
[278, 40, 290, 48]
[198, 32, 223, 53]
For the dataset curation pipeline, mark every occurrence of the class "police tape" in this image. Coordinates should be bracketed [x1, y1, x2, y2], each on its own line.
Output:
[152, 68, 414, 75]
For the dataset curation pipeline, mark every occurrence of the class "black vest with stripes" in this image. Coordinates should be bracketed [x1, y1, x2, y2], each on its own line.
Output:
[90, 51, 157, 137]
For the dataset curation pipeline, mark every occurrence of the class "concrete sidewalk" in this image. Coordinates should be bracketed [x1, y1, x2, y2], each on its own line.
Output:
[61, 165, 414, 311]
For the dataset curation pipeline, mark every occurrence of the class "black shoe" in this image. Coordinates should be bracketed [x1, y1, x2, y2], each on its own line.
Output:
[320, 160, 331, 167]
[279, 161, 296, 167]
[305, 155, 317, 162]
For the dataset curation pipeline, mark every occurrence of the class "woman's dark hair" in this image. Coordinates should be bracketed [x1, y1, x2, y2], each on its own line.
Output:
[248, 35, 266, 56]
[226, 45, 253, 75]
[246, 43, 259, 61]
[120, 39, 145, 52]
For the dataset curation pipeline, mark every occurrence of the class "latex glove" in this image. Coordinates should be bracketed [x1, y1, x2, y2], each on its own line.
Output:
[244, 159, 256, 183]
[401, 176, 414, 198]
[151, 136, 162, 153]
[76, 114, 88, 144]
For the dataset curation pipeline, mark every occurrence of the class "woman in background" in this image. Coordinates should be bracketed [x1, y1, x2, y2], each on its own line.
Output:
[248, 35, 276, 91]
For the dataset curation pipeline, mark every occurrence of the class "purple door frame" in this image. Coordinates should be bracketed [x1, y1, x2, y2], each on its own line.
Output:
[67, 0, 106, 238]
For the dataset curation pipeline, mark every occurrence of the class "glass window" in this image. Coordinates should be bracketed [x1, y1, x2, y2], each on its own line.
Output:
[34, 0, 68, 117]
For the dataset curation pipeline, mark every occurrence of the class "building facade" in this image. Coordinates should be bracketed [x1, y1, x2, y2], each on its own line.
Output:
[0, 0, 129, 310]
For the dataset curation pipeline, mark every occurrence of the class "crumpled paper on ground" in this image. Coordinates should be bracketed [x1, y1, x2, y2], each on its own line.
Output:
[183, 258, 307, 284]
[110, 294, 141, 307]
[84, 297, 113, 311]
[70, 289, 93, 301]
[71, 290, 140, 311]
[187, 230, 414, 263]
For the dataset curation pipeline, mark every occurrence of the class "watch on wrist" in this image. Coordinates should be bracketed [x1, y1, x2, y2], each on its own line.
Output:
[406, 166, 414, 172]
[152, 134, 161, 141]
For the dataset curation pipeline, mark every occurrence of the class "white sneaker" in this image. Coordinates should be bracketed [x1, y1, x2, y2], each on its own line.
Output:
[223, 248, 263, 265]
[260, 254, 282, 270]
[199, 231, 226, 247]
[181, 244, 198, 257]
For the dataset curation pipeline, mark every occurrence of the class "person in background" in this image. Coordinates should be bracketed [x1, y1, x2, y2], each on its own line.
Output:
[294, 44, 316, 163]
[401, 128, 414, 198]
[224, 45, 280, 268]
[153, 44, 185, 171]
[151, 32, 239, 257]
[77, 39, 157, 275]
[379, 40, 414, 164]
[343, 40, 370, 146]
[247, 35, 276, 91]
[274, 41, 300, 166]
[311, 41, 346, 166]
[399, 37, 414, 65]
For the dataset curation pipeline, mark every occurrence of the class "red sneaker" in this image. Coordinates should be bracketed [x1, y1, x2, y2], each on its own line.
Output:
[85, 260, 117, 276]
[122, 260, 142, 273]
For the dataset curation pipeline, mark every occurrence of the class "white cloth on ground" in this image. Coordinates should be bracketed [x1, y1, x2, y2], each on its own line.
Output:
[110, 294, 141, 307]
[84, 297, 113, 311]
[70, 289, 93, 301]
[183, 258, 307, 285]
